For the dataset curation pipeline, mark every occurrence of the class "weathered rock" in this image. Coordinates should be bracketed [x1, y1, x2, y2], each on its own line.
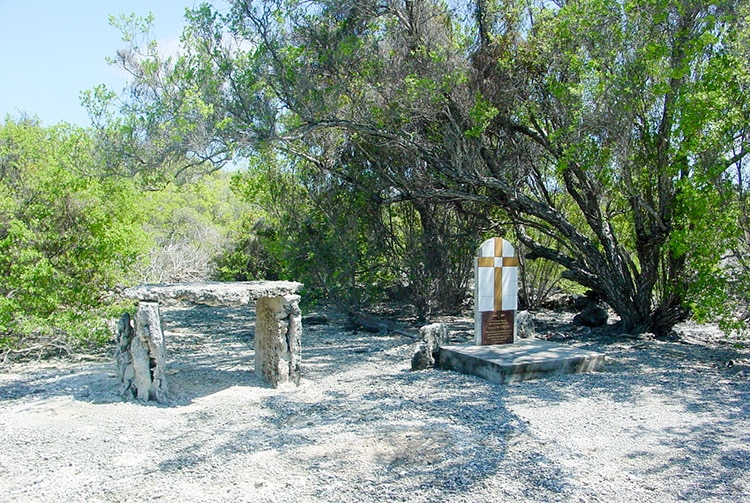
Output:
[411, 323, 449, 371]
[123, 281, 303, 307]
[115, 302, 168, 403]
[517, 310, 535, 338]
[255, 295, 302, 387]
[121, 281, 306, 391]
[573, 304, 608, 327]
[115, 312, 135, 384]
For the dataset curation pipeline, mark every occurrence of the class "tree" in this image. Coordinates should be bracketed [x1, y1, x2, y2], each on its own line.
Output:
[491, 0, 750, 333]
[93, 0, 750, 334]
[223, 152, 490, 318]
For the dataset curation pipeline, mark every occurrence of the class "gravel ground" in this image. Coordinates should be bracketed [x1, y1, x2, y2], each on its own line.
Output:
[0, 305, 748, 503]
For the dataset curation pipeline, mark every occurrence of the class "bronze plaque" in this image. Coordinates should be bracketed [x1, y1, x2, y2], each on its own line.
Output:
[481, 310, 515, 345]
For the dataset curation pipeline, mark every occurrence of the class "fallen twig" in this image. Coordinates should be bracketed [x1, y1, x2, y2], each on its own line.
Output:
[346, 310, 419, 339]
[1, 337, 72, 364]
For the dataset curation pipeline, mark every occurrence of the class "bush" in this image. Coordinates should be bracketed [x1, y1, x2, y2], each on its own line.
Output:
[0, 118, 149, 352]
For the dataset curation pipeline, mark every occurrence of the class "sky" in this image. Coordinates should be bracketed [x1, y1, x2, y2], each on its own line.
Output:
[0, 1, 208, 127]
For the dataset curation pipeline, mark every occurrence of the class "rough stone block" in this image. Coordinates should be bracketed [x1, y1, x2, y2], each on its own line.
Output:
[116, 302, 168, 403]
[123, 281, 304, 306]
[255, 294, 302, 388]
[411, 323, 449, 370]
[517, 310, 535, 338]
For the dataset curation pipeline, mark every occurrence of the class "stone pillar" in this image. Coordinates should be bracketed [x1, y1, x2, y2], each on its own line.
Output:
[254, 294, 302, 388]
[115, 302, 168, 403]
[411, 322, 449, 370]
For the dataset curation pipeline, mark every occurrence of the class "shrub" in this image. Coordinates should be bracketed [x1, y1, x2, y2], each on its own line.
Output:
[0, 118, 148, 352]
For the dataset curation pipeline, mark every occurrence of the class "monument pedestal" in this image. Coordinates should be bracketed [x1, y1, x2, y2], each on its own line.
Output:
[455, 237, 604, 384]
[437, 339, 604, 384]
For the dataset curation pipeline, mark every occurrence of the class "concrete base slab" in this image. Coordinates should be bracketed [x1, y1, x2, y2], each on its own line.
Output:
[437, 339, 604, 384]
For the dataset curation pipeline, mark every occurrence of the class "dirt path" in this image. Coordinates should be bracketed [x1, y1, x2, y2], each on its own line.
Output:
[0, 306, 748, 502]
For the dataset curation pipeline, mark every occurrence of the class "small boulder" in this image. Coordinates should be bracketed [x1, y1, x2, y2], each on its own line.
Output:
[410, 349, 433, 371]
[411, 323, 449, 371]
[516, 310, 534, 338]
[573, 304, 608, 327]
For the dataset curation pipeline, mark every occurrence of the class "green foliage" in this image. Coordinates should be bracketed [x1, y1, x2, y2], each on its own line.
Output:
[0, 118, 149, 350]
[135, 171, 253, 283]
[493, 0, 750, 332]
[466, 93, 500, 139]
[217, 154, 489, 317]
[218, 156, 391, 307]
[667, 176, 739, 323]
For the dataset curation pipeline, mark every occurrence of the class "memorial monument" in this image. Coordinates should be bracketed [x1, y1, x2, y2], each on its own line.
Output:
[118, 281, 304, 403]
[436, 237, 605, 383]
[475, 237, 518, 345]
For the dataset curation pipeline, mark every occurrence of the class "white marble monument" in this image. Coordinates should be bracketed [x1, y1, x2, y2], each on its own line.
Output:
[438, 238, 605, 383]
[475, 237, 518, 345]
